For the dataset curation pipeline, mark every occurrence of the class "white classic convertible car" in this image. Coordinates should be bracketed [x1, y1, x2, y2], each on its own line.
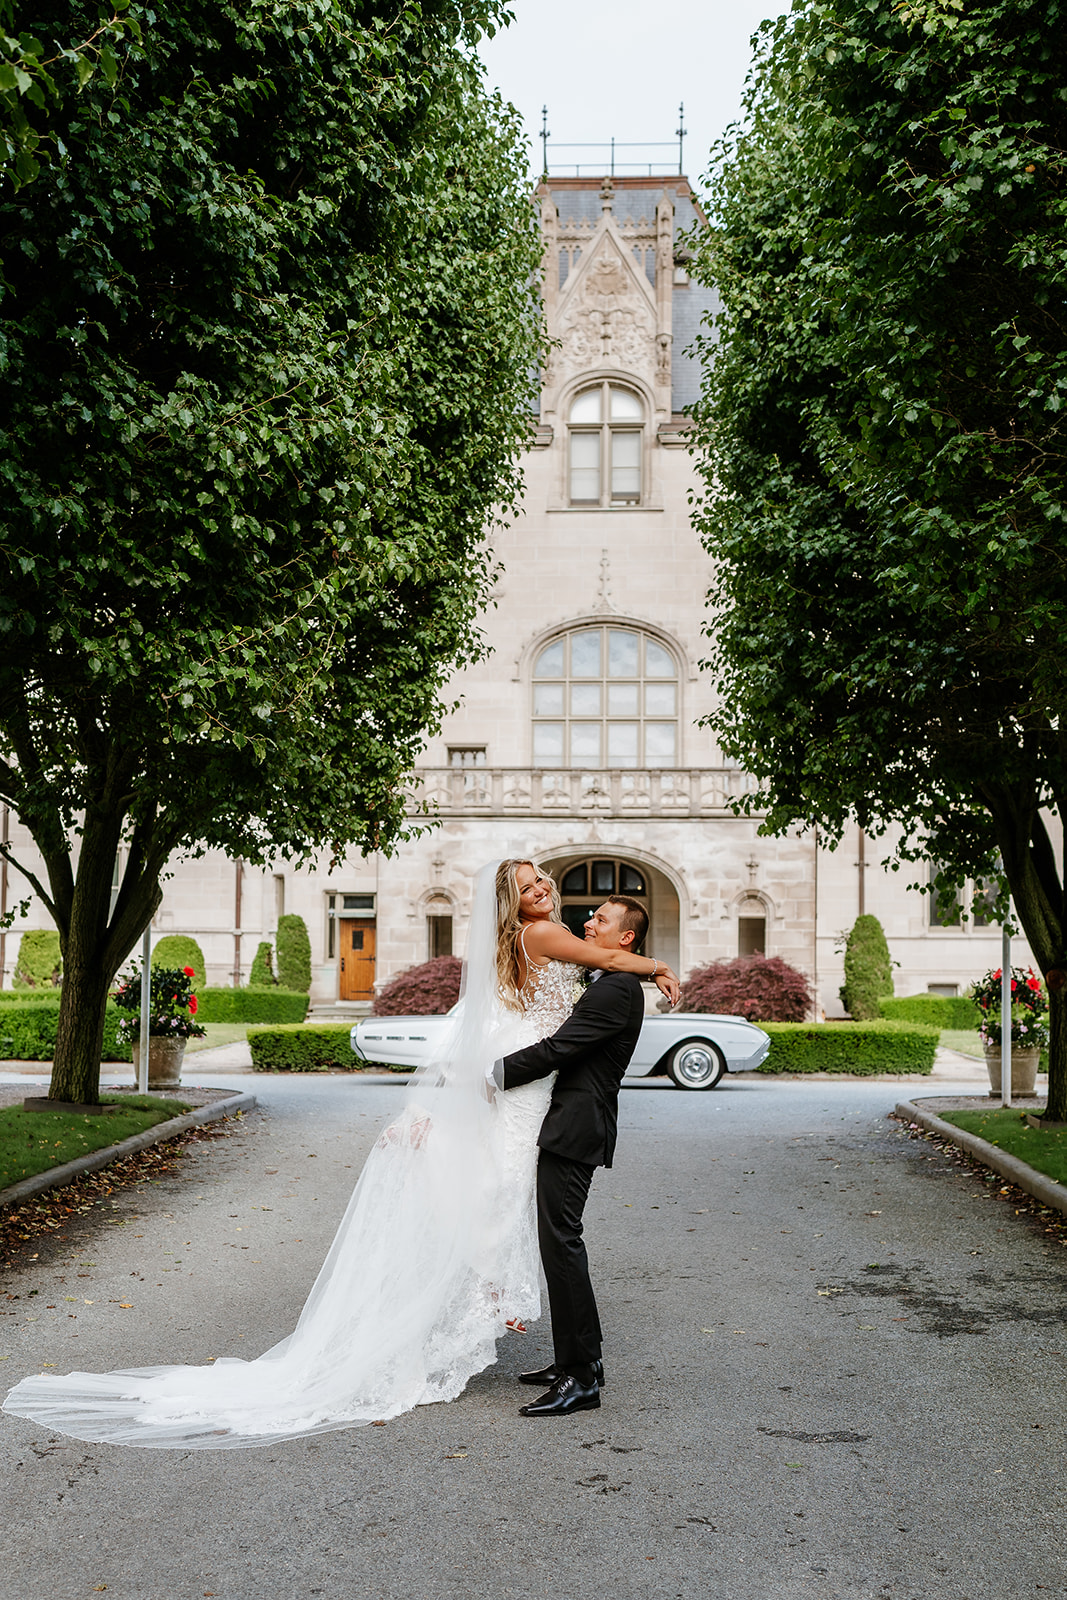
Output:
[350, 1007, 770, 1090]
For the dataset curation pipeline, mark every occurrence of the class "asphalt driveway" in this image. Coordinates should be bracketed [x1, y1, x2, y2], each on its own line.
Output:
[1, 1069, 1065, 1600]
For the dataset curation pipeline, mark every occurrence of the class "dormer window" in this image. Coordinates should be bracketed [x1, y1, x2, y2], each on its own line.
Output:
[568, 384, 644, 506]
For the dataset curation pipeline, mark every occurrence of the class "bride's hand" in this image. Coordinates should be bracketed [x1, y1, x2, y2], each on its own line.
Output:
[654, 969, 681, 1007]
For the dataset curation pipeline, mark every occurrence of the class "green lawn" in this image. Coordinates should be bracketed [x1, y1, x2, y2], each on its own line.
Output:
[186, 1023, 254, 1053]
[0, 1094, 190, 1188]
[940, 1029, 984, 1058]
[937, 1106, 1067, 1186]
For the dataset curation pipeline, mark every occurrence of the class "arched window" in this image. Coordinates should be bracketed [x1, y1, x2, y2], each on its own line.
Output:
[568, 383, 644, 505]
[557, 858, 649, 940]
[532, 626, 679, 768]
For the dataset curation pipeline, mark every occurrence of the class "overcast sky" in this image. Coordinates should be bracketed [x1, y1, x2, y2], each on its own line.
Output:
[477, 1, 788, 192]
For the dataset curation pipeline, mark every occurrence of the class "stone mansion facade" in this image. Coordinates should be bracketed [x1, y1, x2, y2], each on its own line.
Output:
[0, 173, 1028, 1011]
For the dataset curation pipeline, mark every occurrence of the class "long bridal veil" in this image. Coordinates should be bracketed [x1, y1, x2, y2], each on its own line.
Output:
[3, 862, 520, 1448]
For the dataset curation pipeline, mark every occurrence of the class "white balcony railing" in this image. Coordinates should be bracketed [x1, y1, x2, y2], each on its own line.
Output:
[405, 767, 758, 819]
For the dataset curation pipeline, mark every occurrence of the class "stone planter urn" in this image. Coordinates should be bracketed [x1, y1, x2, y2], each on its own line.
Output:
[132, 1037, 187, 1091]
[983, 1044, 1040, 1098]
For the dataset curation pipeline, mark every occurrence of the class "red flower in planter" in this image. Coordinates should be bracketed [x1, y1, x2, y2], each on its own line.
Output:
[188, 995, 198, 1015]
[1028, 975, 1042, 991]
[183, 966, 195, 977]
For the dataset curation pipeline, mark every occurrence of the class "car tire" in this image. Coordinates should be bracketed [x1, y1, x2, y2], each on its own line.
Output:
[665, 1039, 726, 1090]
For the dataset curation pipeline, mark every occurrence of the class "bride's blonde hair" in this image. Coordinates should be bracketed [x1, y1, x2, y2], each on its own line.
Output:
[495, 858, 562, 1012]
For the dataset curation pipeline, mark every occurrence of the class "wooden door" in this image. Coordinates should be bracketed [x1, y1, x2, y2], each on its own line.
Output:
[339, 920, 376, 1001]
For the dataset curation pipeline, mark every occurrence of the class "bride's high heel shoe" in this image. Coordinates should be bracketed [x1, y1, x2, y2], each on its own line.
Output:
[505, 1318, 527, 1334]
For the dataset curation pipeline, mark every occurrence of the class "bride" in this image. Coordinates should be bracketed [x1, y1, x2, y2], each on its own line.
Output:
[3, 858, 678, 1448]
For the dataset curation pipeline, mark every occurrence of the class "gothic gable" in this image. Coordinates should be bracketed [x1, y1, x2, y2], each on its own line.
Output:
[541, 180, 674, 420]
[556, 231, 657, 397]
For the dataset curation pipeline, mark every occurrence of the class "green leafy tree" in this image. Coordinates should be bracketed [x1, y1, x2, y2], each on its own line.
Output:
[840, 916, 894, 1021]
[690, 0, 1067, 1114]
[275, 915, 312, 994]
[1, 0, 142, 188]
[0, 0, 543, 1105]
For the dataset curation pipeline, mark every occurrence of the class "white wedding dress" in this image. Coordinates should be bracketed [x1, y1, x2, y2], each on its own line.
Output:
[2, 866, 577, 1449]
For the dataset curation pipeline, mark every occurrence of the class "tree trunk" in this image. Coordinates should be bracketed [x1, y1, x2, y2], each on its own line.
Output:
[43, 795, 165, 1105]
[1046, 987, 1067, 1122]
[49, 957, 114, 1105]
[991, 794, 1066, 1121]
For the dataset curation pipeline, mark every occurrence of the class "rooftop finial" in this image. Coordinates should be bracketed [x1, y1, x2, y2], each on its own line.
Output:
[676, 102, 687, 176]
[540, 105, 551, 179]
[599, 175, 614, 214]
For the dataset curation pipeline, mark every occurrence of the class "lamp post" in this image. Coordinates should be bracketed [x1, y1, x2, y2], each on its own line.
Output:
[1000, 918, 1012, 1109]
[138, 924, 151, 1095]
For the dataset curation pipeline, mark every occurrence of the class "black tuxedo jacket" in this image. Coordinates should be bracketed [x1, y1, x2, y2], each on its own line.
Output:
[500, 971, 644, 1169]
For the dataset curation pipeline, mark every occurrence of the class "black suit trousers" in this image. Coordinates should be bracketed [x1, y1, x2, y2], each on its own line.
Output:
[536, 1148, 601, 1373]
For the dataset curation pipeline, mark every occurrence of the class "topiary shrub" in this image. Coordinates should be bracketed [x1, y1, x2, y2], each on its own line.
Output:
[248, 941, 275, 987]
[13, 929, 62, 989]
[248, 1024, 354, 1072]
[879, 994, 980, 1029]
[678, 954, 811, 1022]
[275, 914, 312, 993]
[195, 987, 309, 1024]
[840, 914, 894, 1019]
[371, 956, 463, 1017]
[151, 935, 206, 991]
[758, 1020, 937, 1075]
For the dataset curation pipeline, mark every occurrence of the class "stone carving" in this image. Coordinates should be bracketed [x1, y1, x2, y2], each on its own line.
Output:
[620, 774, 652, 809]
[556, 235, 657, 390]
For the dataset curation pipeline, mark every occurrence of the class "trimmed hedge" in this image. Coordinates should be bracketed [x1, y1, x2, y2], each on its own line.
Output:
[0, 1001, 132, 1062]
[0, 989, 62, 1004]
[759, 1020, 938, 1075]
[151, 935, 206, 990]
[249, 1024, 353, 1072]
[196, 987, 309, 1024]
[879, 994, 980, 1029]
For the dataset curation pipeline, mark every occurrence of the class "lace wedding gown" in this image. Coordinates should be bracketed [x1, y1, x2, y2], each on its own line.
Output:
[3, 872, 578, 1450]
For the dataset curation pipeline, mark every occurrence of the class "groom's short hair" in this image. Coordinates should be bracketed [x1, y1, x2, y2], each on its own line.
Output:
[605, 895, 648, 949]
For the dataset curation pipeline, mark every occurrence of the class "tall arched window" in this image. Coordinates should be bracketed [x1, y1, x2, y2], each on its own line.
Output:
[532, 626, 679, 768]
[568, 383, 644, 505]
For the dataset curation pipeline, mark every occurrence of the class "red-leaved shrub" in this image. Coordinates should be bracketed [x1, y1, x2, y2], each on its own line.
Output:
[678, 954, 811, 1022]
[371, 956, 463, 1016]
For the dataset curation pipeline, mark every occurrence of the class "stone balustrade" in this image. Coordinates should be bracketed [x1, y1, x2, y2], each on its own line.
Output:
[405, 767, 759, 819]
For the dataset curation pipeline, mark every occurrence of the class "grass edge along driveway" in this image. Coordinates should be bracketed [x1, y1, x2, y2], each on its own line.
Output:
[939, 1106, 1067, 1187]
[0, 1095, 191, 1189]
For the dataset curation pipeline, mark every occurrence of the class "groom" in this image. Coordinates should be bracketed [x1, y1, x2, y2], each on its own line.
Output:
[495, 895, 651, 1417]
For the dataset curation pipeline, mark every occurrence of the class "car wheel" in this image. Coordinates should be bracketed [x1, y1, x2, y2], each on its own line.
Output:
[665, 1039, 726, 1090]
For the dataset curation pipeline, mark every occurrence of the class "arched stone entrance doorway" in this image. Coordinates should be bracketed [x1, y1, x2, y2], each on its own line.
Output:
[538, 850, 680, 972]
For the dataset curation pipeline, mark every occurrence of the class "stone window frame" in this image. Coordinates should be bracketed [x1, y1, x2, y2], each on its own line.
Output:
[565, 378, 649, 508]
[529, 621, 683, 770]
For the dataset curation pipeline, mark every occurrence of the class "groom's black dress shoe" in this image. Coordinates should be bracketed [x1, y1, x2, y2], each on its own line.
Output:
[519, 1360, 604, 1389]
[519, 1374, 601, 1417]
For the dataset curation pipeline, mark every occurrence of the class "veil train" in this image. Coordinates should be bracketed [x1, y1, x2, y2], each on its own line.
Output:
[3, 862, 520, 1449]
